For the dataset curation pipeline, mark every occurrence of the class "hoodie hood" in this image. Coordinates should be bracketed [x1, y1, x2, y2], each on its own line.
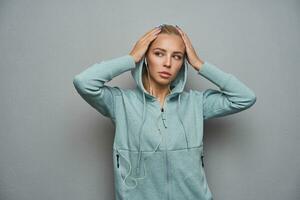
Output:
[129, 56, 190, 182]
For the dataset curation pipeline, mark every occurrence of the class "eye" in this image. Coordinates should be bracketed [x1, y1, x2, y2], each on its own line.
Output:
[154, 52, 163, 57]
[174, 55, 182, 60]
[154, 52, 182, 60]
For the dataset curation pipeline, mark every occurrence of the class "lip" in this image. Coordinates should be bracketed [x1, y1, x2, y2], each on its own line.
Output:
[159, 71, 172, 76]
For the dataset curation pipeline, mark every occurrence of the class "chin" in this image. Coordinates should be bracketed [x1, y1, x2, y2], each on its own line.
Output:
[156, 78, 172, 86]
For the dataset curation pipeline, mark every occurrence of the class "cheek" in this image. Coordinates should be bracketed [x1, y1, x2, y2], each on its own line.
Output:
[148, 65, 160, 77]
[150, 59, 163, 68]
[148, 62, 161, 73]
[174, 65, 183, 74]
[171, 71, 179, 80]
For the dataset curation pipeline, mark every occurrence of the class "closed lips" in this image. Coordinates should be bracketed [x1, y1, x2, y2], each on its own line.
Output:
[160, 71, 171, 76]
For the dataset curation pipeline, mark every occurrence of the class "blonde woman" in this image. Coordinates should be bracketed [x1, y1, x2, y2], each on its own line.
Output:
[73, 24, 256, 200]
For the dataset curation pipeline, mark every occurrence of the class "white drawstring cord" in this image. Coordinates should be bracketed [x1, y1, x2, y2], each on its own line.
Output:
[117, 112, 164, 190]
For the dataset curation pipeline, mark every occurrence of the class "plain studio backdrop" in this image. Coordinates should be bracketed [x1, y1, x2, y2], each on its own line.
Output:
[0, 0, 299, 199]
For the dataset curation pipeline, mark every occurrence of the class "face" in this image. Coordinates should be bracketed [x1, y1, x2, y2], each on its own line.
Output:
[144, 33, 186, 88]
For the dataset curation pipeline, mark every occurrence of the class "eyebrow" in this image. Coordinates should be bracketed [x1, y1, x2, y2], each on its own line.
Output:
[152, 48, 184, 55]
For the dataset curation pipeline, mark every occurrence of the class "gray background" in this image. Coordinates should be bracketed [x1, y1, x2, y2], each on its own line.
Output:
[1, 0, 299, 199]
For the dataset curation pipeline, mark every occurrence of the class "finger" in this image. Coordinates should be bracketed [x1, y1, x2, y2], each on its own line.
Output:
[176, 27, 191, 47]
[178, 29, 187, 39]
[141, 27, 161, 40]
[141, 28, 161, 42]
[175, 26, 183, 34]
[175, 27, 186, 41]
[176, 28, 188, 44]
[145, 30, 161, 44]
[143, 27, 158, 36]
[176, 27, 189, 41]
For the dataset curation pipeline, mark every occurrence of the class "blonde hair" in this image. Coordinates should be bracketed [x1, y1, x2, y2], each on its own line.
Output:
[158, 24, 181, 36]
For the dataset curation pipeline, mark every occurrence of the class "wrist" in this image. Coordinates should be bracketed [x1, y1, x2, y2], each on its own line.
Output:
[129, 53, 138, 63]
[194, 59, 204, 71]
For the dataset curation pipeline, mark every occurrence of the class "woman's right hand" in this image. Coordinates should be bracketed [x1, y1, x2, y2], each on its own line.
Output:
[129, 27, 162, 63]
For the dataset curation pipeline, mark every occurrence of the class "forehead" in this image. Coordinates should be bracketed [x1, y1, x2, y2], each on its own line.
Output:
[149, 33, 185, 53]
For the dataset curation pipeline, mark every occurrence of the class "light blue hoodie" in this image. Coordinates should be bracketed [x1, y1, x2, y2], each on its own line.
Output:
[73, 54, 256, 200]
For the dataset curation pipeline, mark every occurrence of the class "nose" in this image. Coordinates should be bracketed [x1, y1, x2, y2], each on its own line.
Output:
[163, 56, 172, 68]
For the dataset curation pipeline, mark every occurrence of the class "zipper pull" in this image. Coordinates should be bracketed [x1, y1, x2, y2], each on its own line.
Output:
[161, 107, 167, 128]
[116, 154, 120, 168]
[201, 155, 204, 168]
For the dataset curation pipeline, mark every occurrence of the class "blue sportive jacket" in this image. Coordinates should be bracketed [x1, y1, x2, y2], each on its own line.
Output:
[73, 54, 256, 200]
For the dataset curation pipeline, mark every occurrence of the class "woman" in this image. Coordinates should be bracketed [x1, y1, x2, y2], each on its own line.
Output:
[73, 24, 256, 200]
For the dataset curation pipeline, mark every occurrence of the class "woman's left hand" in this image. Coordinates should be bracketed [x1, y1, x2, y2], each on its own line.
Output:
[175, 25, 204, 71]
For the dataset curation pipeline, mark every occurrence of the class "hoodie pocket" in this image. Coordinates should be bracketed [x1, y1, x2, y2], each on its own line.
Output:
[170, 147, 213, 200]
[115, 149, 137, 191]
[115, 149, 165, 200]
[182, 165, 213, 200]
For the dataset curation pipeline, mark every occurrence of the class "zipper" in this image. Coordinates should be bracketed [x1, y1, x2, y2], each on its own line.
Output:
[161, 103, 169, 200]
[158, 94, 169, 128]
[165, 138, 169, 200]
[116, 152, 120, 168]
[153, 94, 170, 199]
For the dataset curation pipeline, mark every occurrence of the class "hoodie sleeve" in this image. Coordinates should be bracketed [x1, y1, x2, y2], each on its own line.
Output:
[72, 54, 136, 119]
[197, 61, 257, 120]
